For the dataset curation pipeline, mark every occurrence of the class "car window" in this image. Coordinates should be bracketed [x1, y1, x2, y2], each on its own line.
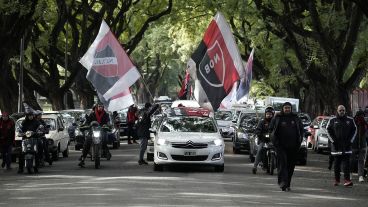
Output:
[240, 113, 259, 128]
[215, 111, 232, 121]
[42, 118, 57, 130]
[160, 116, 217, 133]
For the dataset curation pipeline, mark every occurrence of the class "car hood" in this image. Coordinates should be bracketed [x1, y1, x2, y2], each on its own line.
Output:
[157, 132, 221, 142]
[216, 120, 232, 128]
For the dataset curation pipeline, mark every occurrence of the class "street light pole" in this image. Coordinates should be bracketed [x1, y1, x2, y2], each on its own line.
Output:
[18, 37, 24, 113]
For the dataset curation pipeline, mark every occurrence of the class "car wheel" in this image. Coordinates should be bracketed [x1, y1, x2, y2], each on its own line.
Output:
[233, 147, 240, 154]
[153, 162, 163, 171]
[147, 153, 154, 161]
[214, 164, 224, 172]
[62, 145, 69, 158]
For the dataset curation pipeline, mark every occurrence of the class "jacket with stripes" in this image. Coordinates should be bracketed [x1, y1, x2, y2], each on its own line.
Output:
[327, 115, 357, 155]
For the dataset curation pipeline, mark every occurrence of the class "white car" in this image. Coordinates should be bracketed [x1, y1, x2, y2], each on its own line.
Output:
[15, 114, 70, 160]
[314, 117, 332, 153]
[153, 107, 224, 172]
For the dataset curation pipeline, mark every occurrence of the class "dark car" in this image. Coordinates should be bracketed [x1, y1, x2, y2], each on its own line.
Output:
[232, 111, 263, 155]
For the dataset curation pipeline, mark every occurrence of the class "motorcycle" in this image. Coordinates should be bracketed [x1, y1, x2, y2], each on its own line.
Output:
[261, 133, 277, 175]
[18, 128, 42, 174]
[86, 121, 112, 169]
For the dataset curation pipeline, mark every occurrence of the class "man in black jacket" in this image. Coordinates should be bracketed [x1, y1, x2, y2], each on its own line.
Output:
[269, 102, 303, 191]
[78, 102, 111, 167]
[327, 105, 357, 187]
[137, 102, 159, 165]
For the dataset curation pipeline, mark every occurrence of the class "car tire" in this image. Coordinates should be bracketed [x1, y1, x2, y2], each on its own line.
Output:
[233, 147, 240, 154]
[62, 145, 69, 158]
[214, 164, 224, 172]
[147, 153, 154, 161]
[153, 163, 163, 171]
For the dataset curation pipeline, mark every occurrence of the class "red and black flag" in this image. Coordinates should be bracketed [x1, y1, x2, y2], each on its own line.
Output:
[178, 70, 190, 100]
[187, 12, 245, 111]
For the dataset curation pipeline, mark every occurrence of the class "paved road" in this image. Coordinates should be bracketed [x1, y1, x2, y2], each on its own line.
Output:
[0, 141, 367, 207]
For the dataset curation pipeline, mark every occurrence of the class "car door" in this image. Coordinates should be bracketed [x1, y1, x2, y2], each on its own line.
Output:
[56, 116, 67, 151]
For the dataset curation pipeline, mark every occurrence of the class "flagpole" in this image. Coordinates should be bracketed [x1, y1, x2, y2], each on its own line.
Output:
[139, 72, 154, 102]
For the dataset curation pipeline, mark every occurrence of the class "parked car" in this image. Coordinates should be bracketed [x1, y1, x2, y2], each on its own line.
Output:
[147, 115, 164, 161]
[307, 116, 328, 148]
[117, 108, 129, 137]
[153, 107, 224, 172]
[313, 117, 332, 153]
[214, 110, 234, 140]
[13, 114, 70, 161]
[232, 110, 263, 156]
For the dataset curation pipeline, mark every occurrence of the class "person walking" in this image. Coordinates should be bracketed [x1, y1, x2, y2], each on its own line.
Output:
[352, 110, 367, 182]
[0, 112, 15, 170]
[137, 102, 159, 165]
[327, 105, 357, 187]
[269, 102, 304, 191]
[252, 106, 275, 174]
[126, 105, 138, 144]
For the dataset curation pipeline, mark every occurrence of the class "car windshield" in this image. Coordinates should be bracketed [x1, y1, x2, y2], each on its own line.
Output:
[42, 118, 57, 130]
[240, 113, 259, 128]
[160, 116, 217, 133]
[215, 111, 232, 121]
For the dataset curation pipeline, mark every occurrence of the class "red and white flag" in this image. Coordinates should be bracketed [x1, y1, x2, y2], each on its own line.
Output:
[187, 12, 245, 111]
[98, 89, 134, 112]
[178, 70, 190, 100]
[80, 20, 140, 101]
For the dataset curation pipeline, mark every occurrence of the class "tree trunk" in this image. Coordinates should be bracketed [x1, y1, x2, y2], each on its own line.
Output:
[49, 93, 65, 111]
[0, 57, 19, 113]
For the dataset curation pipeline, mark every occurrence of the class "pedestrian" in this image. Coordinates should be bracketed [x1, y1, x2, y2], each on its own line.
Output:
[352, 110, 367, 182]
[327, 105, 357, 187]
[0, 112, 15, 170]
[126, 105, 138, 144]
[269, 102, 304, 191]
[137, 102, 159, 165]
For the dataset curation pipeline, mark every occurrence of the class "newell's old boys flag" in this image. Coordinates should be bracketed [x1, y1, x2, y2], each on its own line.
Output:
[236, 48, 254, 101]
[187, 12, 245, 110]
[80, 20, 140, 100]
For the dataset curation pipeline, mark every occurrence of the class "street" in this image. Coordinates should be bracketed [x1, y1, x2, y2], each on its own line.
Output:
[0, 141, 367, 207]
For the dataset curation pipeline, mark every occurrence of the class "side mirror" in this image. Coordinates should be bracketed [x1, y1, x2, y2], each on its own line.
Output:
[58, 127, 64, 132]
[46, 125, 51, 129]
[232, 119, 237, 123]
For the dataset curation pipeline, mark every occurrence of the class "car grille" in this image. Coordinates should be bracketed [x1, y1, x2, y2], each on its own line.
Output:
[171, 155, 208, 161]
[171, 142, 208, 149]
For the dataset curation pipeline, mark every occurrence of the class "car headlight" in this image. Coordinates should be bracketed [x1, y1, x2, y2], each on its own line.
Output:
[209, 139, 223, 146]
[93, 131, 101, 138]
[157, 138, 169, 146]
[237, 132, 247, 139]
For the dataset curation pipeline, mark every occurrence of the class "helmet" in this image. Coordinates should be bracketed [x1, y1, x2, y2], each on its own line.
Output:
[265, 106, 275, 115]
[25, 109, 34, 116]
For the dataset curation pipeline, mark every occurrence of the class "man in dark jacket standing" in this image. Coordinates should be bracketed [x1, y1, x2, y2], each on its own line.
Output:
[352, 110, 367, 182]
[137, 102, 159, 165]
[0, 112, 15, 170]
[269, 102, 303, 191]
[327, 105, 356, 187]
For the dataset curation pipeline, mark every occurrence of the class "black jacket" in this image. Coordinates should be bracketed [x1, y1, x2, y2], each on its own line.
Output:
[20, 118, 41, 134]
[327, 115, 356, 155]
[269, 112, 304, 150]
[86, 110, 110, 126]
[255, 119, 272, 143]
[136, 104, 159, 139]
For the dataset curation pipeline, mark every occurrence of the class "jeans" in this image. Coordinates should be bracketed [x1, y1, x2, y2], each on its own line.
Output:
[1, 144, 12, 168]
[139, 137, 148, 161]
[254, 142, 265, 168]
[276, 147, 297, 188]
[351, 148, 367, 177]
[334, 154, 351, 181]
[127, 123, 137, 143]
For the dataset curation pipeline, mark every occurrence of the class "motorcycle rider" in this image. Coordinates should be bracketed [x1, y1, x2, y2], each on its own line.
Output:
[78, 102, 110, 167]
[0, 112, 15, 170]
[252, 106, 275, 174]
[35, 110, 52, 166]
[18, 110, 41, 174]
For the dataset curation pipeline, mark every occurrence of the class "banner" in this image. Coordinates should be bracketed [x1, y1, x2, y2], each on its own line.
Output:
[187, 12, 245, 111]
[80, 20, 140, 101]
[236, 48, 254, 101]
[98, 89, 134, 112]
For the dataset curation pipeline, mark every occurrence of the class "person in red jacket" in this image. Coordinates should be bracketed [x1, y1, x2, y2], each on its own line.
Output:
[126, 105, 138, 144]
[0, 112, 15, 170]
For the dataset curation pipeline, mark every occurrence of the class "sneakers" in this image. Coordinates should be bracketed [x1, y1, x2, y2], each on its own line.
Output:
[252, 167, 257, 174]
[359, 176, 364, 182]
[343, 180, 353, 187]
[285, 187, 291, 192]
[138, 160, 148, 165]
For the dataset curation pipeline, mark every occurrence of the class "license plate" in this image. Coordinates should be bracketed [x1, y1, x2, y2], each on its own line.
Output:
[184, 151, 196, 156]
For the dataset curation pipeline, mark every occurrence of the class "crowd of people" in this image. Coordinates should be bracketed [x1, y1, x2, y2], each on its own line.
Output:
[0, 101, 367, 191]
